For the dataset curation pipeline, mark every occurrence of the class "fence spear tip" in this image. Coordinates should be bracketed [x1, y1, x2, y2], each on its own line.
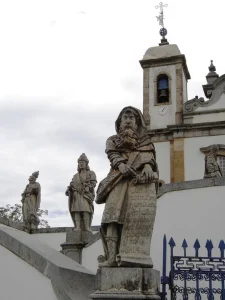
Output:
[169, 237, 176, 248]
[194, 239, 201, 250]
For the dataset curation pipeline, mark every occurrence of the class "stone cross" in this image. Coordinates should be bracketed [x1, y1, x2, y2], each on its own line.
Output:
[155, 2, 168, 28]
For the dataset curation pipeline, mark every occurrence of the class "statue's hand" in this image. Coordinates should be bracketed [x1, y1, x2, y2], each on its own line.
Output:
[119, 163, 136, 177]
[118, 163, 130, 177]
[141, 164, 154, 183]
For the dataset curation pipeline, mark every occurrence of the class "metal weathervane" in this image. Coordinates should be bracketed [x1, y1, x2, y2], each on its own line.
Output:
[155, 2, 168, 42]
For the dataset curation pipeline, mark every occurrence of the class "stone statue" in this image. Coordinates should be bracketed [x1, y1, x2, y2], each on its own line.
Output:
[96, 106, 159, 268]
[66, 153, 97, 232]
[204, 153, 223, 178]
[21, 171, 41, 230]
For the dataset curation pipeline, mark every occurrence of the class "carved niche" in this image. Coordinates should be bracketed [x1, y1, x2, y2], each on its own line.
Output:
[200, 144, 225, 178]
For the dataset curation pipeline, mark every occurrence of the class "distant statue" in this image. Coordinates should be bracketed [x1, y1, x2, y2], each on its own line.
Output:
[21, 171, 41, 230]
[66, 153, 97, 232]
[204, 153, 223, 178]
[96, 106, 159, 268]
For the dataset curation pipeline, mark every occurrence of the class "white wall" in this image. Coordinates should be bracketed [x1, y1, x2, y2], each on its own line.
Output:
[184, 135, 224, 180]
[151, 185, 225, 274]
[154, 141, 171, 183]
[82, 239, 104, 273]
[149, 65, 176, 129]
[192, 111, 225, 123]
[0, 244, 57, 300]
[81, 186, 225, 275]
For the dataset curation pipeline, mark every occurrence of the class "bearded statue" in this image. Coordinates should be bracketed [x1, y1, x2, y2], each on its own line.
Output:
[96, 106, 159, 268]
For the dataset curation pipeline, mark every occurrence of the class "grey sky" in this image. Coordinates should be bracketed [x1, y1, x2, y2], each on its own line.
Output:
[0, 0, 223, 227]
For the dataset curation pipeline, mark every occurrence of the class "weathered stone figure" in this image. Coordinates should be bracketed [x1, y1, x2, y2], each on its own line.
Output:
[96, 106, 159, 268]
[66, 153, 97, 232]
[21, 171, 41, 230]
[204, 153, 223, 178]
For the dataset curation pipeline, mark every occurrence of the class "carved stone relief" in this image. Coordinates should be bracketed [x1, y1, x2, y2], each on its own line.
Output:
[200, 144, 225, 178]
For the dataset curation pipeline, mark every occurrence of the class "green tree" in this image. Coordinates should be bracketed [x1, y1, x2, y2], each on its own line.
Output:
[0, 204, 50, 228]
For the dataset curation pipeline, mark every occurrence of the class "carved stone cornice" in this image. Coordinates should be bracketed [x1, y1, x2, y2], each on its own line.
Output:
[148, 121, 225, 142]
[184, 74, 225, 113]
[200, 144, 225, 156]
[139, 54, 191, 80]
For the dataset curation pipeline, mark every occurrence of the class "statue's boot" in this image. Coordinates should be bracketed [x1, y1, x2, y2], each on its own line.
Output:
[99, 237, 118, 267]
[83, 213, 92, 232]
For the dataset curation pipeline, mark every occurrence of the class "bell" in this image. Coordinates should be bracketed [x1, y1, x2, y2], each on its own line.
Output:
[159, 89, 167, 98]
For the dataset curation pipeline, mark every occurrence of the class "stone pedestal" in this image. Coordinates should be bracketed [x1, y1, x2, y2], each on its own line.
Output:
[60, 230, 94, 264]
[90, 267, 161, 300]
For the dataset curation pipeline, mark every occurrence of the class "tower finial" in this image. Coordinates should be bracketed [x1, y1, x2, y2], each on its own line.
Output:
[155, 2, 169, 46]
[209, 60, 216, 72]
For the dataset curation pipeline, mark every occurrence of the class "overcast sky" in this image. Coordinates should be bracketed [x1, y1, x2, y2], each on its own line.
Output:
[0, 0, 224, 227]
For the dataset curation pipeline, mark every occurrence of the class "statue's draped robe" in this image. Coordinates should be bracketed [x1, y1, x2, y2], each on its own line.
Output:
[68, 170, 96, 225]
[22, 182, 41, 222]
[97, 133, 158, 266]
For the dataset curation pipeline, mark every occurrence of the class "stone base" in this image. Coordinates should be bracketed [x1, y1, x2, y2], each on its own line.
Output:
[90, 267, 161, 300]
[61, 230, 94, 263]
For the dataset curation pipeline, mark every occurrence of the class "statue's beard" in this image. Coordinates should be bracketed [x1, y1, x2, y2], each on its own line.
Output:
[116, 127, 138, 150]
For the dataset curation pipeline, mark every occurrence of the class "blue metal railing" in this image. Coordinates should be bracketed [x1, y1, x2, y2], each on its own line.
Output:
[161, 235, 225, 300]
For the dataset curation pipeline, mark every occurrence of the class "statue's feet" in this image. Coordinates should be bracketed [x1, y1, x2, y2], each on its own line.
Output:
[73, 227, 81, 231]
[84, 228, 92, 233]
[98, 259, 117, 268]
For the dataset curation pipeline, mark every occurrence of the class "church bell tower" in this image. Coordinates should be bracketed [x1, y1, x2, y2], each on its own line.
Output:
[139, 3, 191, 130]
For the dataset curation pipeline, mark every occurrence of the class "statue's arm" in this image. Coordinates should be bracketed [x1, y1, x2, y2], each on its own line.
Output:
[106, 136, 126, 169]
[89, 171, 97, 188]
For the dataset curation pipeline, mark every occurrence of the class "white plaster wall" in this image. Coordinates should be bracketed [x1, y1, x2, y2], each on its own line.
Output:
[149, 65, 176, 129]
[34, 232, 66, 251]
[82, 239, 104, 273]
[195, 93, 225, 111]
[0, 244, 57, 300]
[184, 135, 225, 180]
[192, 111, 225, 123]
[154, 141, 170, 183]
[151, 186, 225, 275]
[81, 185, 225, 276]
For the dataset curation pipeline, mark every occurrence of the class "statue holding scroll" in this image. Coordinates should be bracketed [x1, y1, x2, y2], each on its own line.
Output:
[96, 106, 159, 268]
[66, 153, 97, 232]
[21, 171, 41, 230]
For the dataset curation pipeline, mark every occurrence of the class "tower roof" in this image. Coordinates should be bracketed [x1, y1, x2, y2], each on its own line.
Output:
[143, 44, 181, 60]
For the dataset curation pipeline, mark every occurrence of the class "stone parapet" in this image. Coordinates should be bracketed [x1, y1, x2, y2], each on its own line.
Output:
[0, 224, 95, 300]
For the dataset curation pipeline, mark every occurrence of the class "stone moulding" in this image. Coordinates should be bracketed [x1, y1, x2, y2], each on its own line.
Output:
[183, 74, 225, 113]
[0, 224, 95, 300]
[200, 144, 225, 156]
[157, 177, 225, 199]
[147, 121, 225, 143]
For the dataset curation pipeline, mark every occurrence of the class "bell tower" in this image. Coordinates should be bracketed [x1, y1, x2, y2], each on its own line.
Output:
[139, 3, 191, 130]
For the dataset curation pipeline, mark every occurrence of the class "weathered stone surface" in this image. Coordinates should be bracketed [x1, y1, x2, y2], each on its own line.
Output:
[91, 267, 160, 300]
[61, 230, 95, 263]
[96, 106, 159, 268]
[0, 223, 95, 300]
[66, 153, 97, 231]
[200, 144, 225, 178]
[117, 183, 156, 267]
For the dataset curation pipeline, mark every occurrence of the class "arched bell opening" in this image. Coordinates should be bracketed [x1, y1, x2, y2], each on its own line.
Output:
[157, 74, 169, 104]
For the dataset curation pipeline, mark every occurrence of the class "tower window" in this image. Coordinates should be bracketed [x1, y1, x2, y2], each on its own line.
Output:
[157, 74, 169, 104]
[217, 156, 225, 175]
